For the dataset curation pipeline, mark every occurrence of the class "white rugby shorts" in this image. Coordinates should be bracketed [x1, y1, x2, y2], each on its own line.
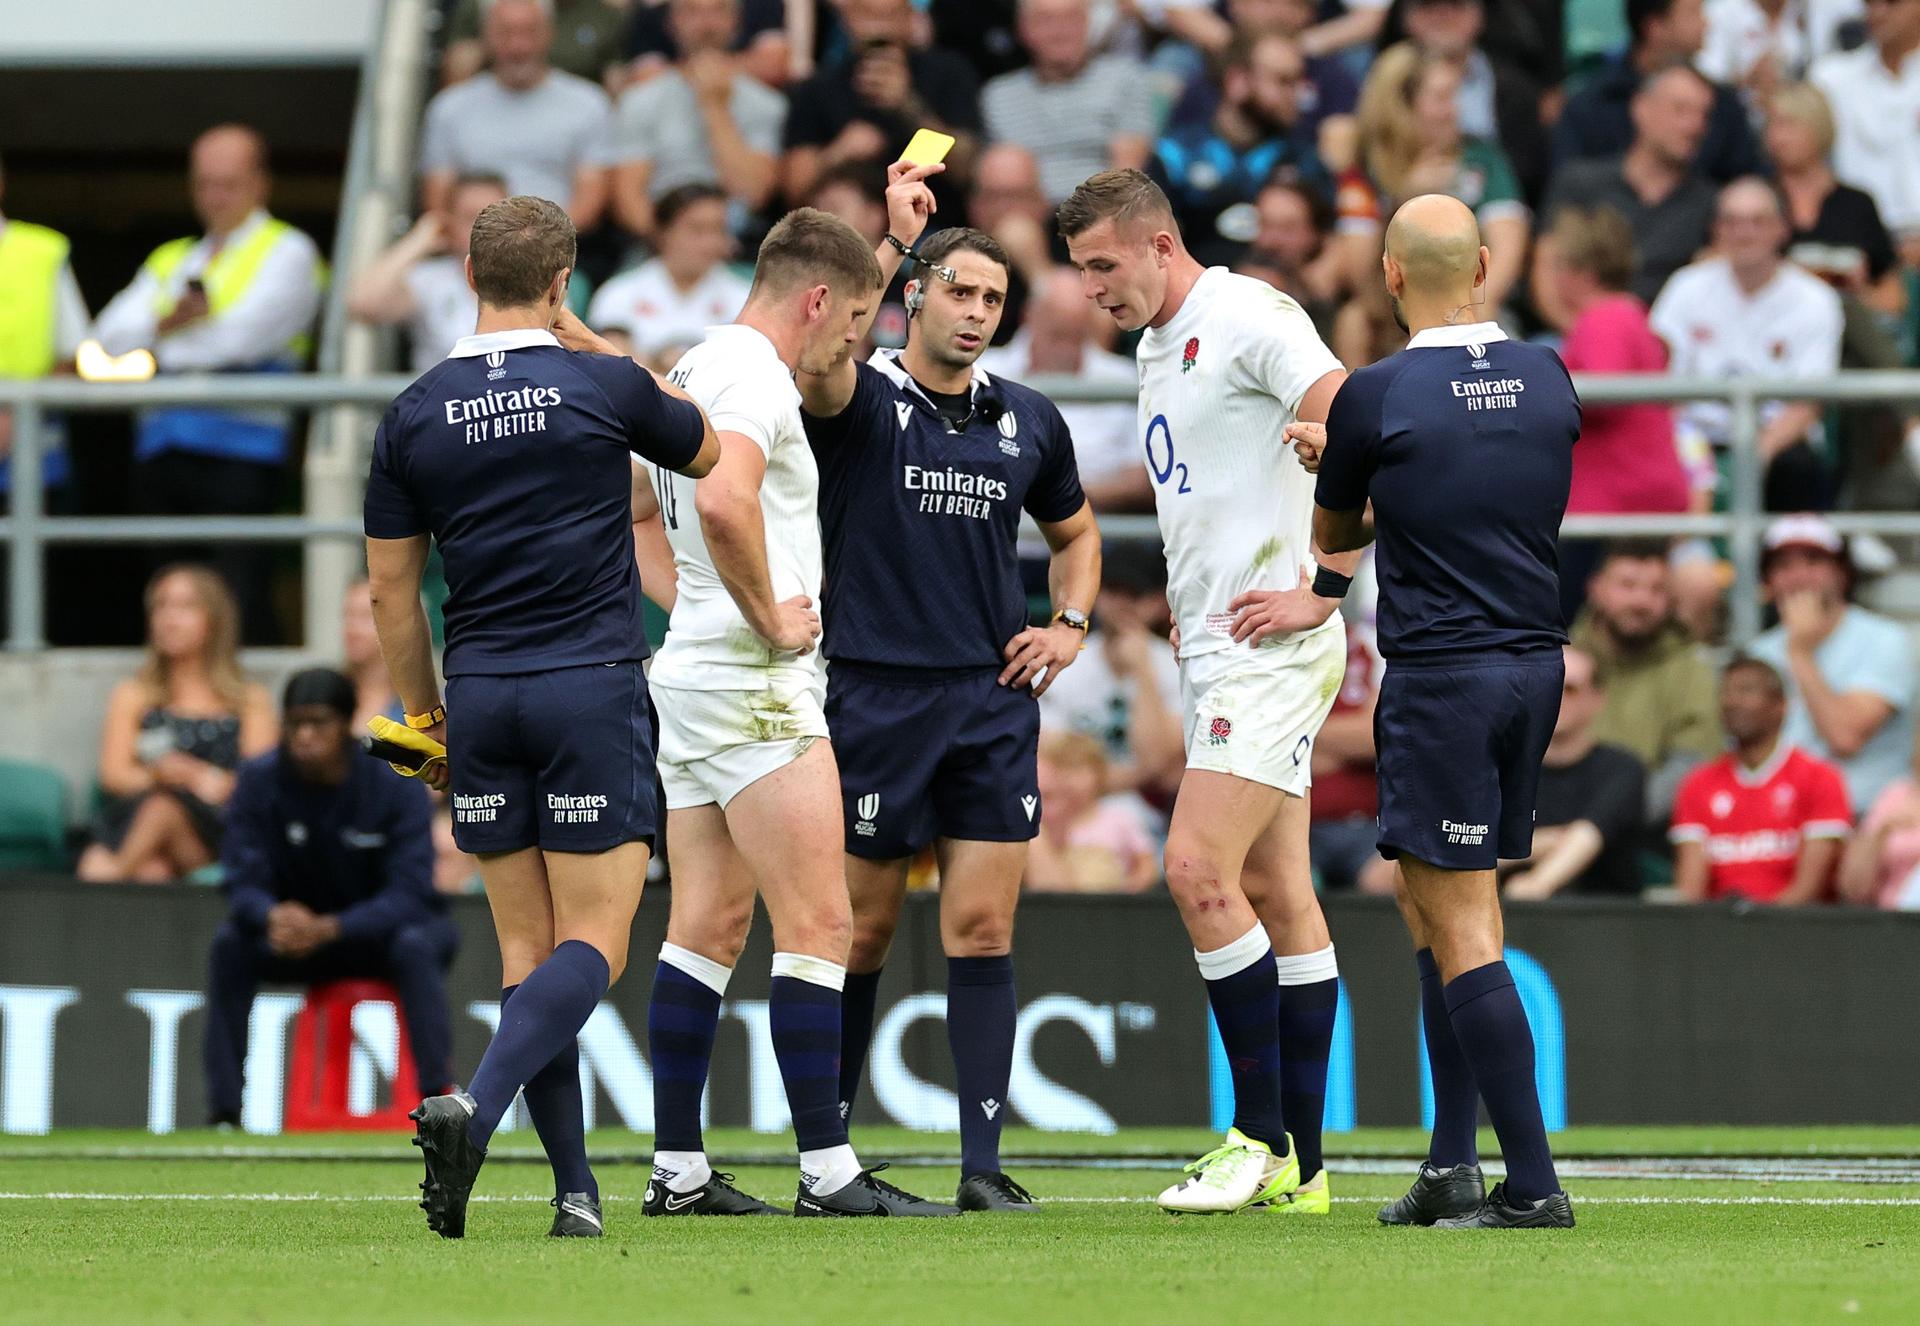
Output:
[1179, 619, 1348, 795]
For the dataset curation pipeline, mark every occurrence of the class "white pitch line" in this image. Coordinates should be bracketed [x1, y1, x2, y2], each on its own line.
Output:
[4, 1192, 1920, 1208]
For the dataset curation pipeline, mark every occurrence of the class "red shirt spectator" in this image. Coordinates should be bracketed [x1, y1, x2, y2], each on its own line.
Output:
[1671, 745, 1850, 903]
[1671, 656, 1851, 905]
[1314, 625, 1379, 822]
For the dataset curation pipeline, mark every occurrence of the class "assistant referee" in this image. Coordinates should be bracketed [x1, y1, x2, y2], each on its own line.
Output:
[1306, 194, 1580, 1231]
[364, 194, 718, 1240]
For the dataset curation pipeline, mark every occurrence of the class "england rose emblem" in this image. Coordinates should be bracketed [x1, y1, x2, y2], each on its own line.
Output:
[1182, 337, 1199, 374]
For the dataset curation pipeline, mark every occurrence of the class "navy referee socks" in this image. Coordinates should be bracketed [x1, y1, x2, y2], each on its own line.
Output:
[467, 940, 609, 1152]
[1418, 947, 1481, 1171]
[1444, 959, 1560, 1202]
[948, 955, 1017, 1177]
[498, 983, 595, 1201]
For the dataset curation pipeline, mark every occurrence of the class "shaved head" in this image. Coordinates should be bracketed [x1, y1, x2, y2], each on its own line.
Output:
[1384, 194, 1482, 290]
[1380, 193, 1490, 330]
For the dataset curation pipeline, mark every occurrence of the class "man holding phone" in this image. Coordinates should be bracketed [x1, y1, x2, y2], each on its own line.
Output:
[797, 151, 1101, 1212]
[780, 0, 982, 204]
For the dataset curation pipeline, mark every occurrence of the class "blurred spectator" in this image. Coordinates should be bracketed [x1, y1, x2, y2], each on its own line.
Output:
[1697, 0, 1856, 102]
[204, 668, 457, 1128]
[807, 162, 911, 351]
[1545, 207, 1690, 522]
[1501, 647, 1648, 900]
[1552, 0, 1767, 183]
[1296, 0, 1390, 60]
[1037, 546, 1185, 807]
[91, 125, 323, 642]
[1542, 64, 1719, 304]
[441, 0, 632, 89]
[1166, 0, 1361, 156]
[982, 0, 1160, 203]
[969, 142, 1060, 289]
[341, 577, 401, 731]
[782, 0, 983, 205]
[626, 0, 795, 90]
[1344, 43, 1529, 310]
[1767, 83, 1906, 317]
[1148, 32, 1326, 265]
[1232, 177, 1345, 341]
[589, 182, 750, 366]
[418, 0, 612, 230]
[0, 152, 88, 504]
[77, 566, 275, 884]
[1840, 737, 1920, 908]
[432, 799, 484, 896]
[1809, 0, 1920, 269]
[1747, 514, 1916, 814]
[981, 266, 1149, 511]
[346, 173, 509, 373]
[1672, 655, 1851, 904]
[1026, 730, 1160, 892]
[1570, 542, 1725, 823]
[610, 0, 784, 240]
[1312, 617, 1394, 893]
[1391, 0, 1549, 203]
[1650, 178, 1842, 512]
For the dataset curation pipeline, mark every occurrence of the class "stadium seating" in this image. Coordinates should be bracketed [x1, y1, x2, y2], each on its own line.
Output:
[0, 758, 69, 871]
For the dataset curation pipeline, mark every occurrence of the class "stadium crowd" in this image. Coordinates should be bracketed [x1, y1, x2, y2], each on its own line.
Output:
[6, 0, 1920, 906]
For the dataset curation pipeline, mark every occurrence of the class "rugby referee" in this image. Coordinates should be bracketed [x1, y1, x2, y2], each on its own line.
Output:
[364, 194, 718, 1240]
[1302, 195, 1580, 1230]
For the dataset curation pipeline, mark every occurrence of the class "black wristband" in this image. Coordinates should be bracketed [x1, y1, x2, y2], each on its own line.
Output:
[884, 233, 916, 258]
[1311, 567, 1352, 600]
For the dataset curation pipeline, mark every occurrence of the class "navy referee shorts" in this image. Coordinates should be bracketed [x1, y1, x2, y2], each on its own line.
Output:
[1373, 650, 1563, 871]
[826, 662, 1042, 860]
[445, 660, 659, 855]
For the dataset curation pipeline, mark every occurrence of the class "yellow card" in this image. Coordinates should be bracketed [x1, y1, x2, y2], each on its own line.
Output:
[900, 128, 956, 167]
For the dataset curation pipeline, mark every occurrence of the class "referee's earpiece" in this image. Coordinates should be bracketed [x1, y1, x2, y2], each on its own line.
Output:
[905, 281, 924, 315]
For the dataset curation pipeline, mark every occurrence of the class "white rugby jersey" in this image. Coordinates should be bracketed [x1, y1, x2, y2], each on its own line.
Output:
[645, 323, 824, 690]
[1135, 268, 1346, 659]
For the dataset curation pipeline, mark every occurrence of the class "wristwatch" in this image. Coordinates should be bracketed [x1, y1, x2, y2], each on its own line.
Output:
[1052, 608, 1090, 634]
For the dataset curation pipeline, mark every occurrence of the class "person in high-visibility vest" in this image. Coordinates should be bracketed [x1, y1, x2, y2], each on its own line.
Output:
[0, 153, 90, 504]
[92, 123, 326, 643]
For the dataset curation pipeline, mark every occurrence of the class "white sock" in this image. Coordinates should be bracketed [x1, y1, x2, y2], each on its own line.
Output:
[800, 1143, 863, 1197]
[1273, 943, 1338, 985]
[1193, 921, 1273, 980]
[652, 1149, 711, 1193]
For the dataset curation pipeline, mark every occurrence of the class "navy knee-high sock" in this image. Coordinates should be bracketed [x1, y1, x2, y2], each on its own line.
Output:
[467, 940, 608, 1149]
[1274, 948, 1339, 1180]
[769, 954, 850, 1152]
[501, 984, 594, 1200]
[838, 968, 884, 1124]
[1444, 960, 1558, 1202]
[1200, 925, 1287, 1153]
[647, 948, 727, 1154]
[1418, 948, 1480, 1168]
[947, 955, 1016, 1177]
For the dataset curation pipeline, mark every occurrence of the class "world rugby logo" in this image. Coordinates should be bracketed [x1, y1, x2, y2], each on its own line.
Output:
[855, 792, 880, 837]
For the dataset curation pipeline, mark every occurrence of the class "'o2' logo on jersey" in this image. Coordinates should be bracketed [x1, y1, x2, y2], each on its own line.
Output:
[654, 467, 681, 530]
[1144, 414, 1192, 494]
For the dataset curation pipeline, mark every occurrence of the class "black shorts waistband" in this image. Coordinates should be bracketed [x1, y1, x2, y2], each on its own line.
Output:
[1381, 647, 1563, 672]
[828, 660, 1002, 686]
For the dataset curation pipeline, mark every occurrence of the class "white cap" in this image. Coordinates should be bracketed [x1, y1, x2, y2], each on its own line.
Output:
[1763, 513, 1843, 558]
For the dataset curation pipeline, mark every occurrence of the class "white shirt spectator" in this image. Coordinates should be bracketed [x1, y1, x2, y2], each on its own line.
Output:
[402, 256, 479, 372]
[91, 208, 322, 370]
[587, 258, 752, 361]
[1811, 39, 1920, 234]
[1648, 255, 1842, 449]
[1700, 0, 1814, 87]
[980, 329, 1138, 493]
[1039, 628, 1183, 767]
[418, 70, 612, 206]
[610, 70, 786, 200]
[983, 54, 1163, 202]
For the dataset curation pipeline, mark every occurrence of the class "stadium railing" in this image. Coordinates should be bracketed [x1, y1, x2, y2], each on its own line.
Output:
[4, 370, 1920, 651]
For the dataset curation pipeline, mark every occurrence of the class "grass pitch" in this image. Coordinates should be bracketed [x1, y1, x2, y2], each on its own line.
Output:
[3, 1126, 1918, 1325]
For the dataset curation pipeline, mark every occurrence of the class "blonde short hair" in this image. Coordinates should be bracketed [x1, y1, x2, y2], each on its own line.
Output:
[1768, 82, 1836, 158]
